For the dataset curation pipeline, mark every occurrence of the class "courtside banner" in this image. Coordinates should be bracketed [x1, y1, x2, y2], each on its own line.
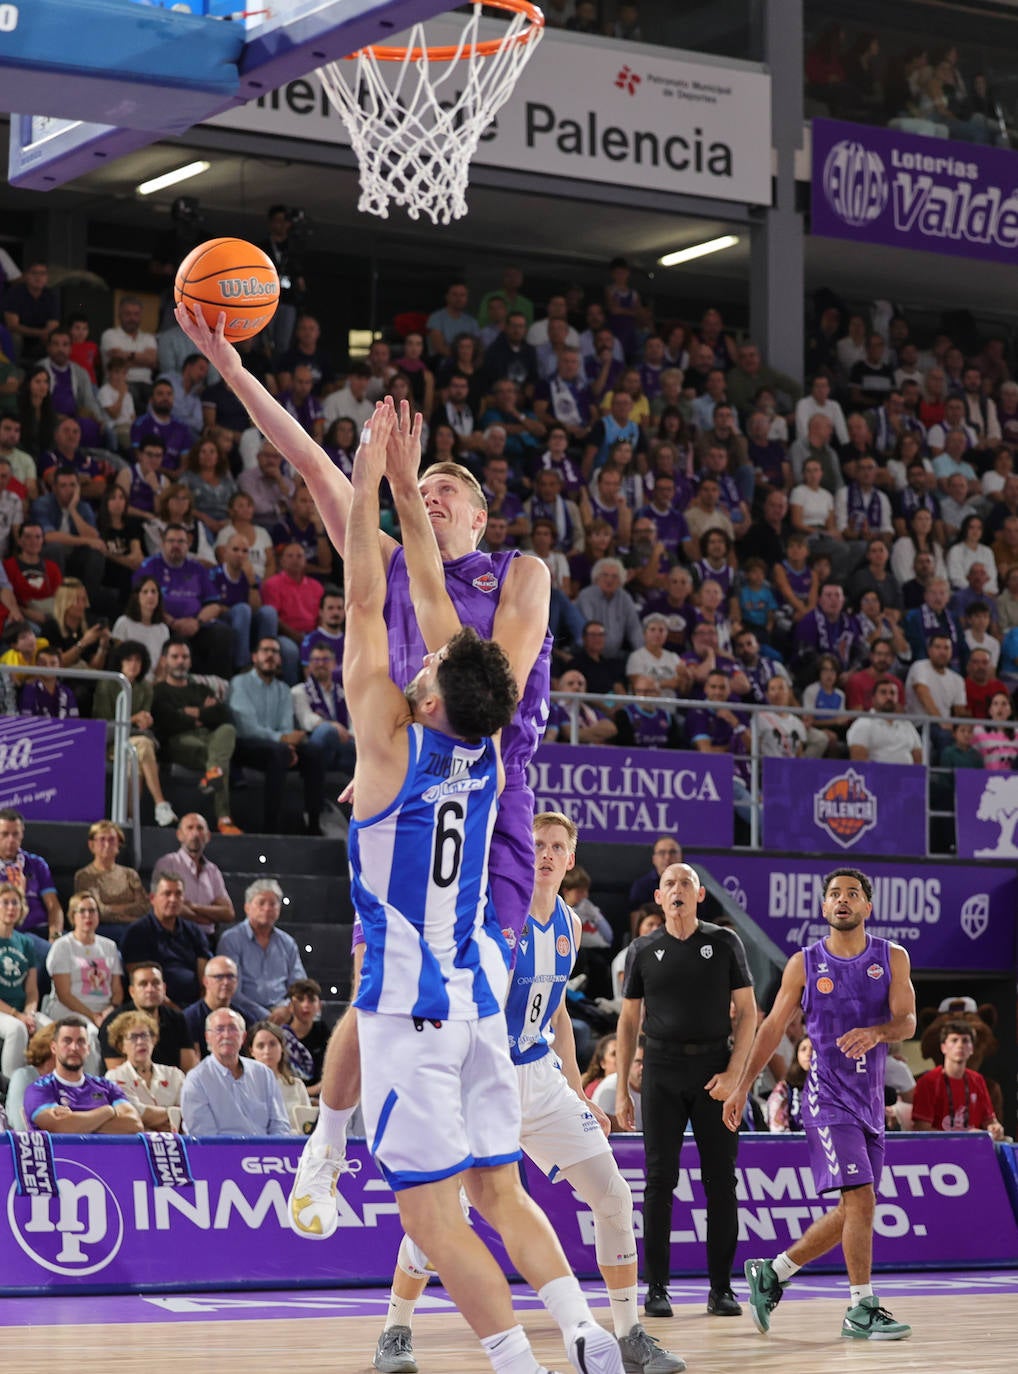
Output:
[209, 28, 772, 205]
[954, 770, 1018, 860]
[812, 117, 1018, 266]
[0, 716, 106, 821]
[762, 757, 926, 856]
[697, 853, 1016, 972]
[526, 744, 733, 846]
[2, 1134, 1014, 1292]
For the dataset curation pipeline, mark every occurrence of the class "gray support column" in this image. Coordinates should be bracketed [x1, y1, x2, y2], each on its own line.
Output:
[749, 0, 804, 383]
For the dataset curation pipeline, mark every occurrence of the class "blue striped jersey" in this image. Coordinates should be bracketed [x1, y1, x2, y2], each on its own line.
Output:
[350, 723, 509, 1021]
[505, 895, 577, 1065]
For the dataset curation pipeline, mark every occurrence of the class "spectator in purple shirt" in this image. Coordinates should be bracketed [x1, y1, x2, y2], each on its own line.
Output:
[685, 670, 753, 824]
[793, 581, 868, 683]
[23, 1016, 144, 1133]
[209, 529, 280, 673]
[680, 622, 751, 699]
[527, 424, 586, 499]
[17, 646, 79, 718]
[280, 363, 324, 445]
[635, 475, 694, 562]
[133, 523, 232, 678]
[130, 379, 193, 474]
[0, 807, 64, 961]
[37, 416, 111, 502]
[299, 586, 345, 672]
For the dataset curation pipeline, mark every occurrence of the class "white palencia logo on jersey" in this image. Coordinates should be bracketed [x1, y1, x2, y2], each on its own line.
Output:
[654, 950, 664, 962]
[700, 945, 713, 959]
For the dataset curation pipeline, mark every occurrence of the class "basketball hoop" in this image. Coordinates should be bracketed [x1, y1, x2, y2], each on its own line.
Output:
[317, 1, 545, 226]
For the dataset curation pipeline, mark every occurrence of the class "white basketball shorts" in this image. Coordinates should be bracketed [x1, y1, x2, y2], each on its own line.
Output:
[357, 1009, 522, 1191]
[518, 1052, 611, 1181]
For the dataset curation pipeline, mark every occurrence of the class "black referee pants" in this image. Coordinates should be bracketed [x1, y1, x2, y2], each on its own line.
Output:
[641, 1047, 740, 1293]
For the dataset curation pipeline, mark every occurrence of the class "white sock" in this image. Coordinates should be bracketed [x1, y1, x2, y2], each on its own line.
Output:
[384, 1294, 418, 1332]
[772, 1252, 801, 1284]
[850, 1283, 873, 1306]
[607, 1284, 639, 1337]
[538, 1274, 594, 1342]
[480, 1324, 541, 1373]
[311, 1101, 355, 1151]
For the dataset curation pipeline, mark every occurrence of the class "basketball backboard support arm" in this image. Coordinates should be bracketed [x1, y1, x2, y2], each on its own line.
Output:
[7, 0, 453, 190]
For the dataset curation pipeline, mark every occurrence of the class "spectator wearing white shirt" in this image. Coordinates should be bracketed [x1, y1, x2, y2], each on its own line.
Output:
[834, 458, 894, 543]
[100, 297, 158, 396]
[526, 294, 580, 350]
[321, 365, 374, 430]
[794, 376, 848, 446]
[626, 614, 684, 696]
[905, 633, 967, 754]
[946, 514, 998, 593]
[847, 679, 923, 764]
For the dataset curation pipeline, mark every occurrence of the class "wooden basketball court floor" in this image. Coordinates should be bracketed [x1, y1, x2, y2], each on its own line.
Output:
[4, 1273, 1016, 1372]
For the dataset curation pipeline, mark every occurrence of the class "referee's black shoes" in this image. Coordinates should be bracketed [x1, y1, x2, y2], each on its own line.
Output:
[644, 1284, 673, 1317]
[707, 1288, 743, 1316]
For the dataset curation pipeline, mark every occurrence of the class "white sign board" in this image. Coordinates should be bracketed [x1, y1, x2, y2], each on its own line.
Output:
[210, 28, 772, 206]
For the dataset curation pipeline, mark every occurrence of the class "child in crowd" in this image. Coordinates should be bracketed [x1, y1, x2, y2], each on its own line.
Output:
[98, 357, 137, 453]
[17, 646, 79, 717]
[738, 557, 778, 642]
[964, 600, 1000, 670]
[68, 313, 100, 384]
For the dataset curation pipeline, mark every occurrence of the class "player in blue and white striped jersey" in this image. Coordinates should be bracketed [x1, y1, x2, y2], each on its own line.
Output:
[337, 402, 625, 1374]
[374, 813, 685, 1374]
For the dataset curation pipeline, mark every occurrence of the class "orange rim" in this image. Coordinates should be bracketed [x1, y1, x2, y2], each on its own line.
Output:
[349, 0, 545, 62]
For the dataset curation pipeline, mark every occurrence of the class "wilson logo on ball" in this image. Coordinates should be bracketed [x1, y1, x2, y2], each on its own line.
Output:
[218, 277, 279, 299]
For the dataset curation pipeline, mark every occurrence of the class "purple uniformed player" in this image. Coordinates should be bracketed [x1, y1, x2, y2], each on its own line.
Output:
[724, 867, 917, 1342]
[176, 305, 553, 1236]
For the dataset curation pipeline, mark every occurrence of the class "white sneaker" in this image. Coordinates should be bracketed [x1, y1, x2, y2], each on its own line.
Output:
[288, 1139, 359, 1239]
[568, 1320, 624, 1374]
[155, 802, 178, 827]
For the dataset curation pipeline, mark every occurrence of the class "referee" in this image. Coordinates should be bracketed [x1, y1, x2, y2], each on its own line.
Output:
[616, 860, 757, 1319]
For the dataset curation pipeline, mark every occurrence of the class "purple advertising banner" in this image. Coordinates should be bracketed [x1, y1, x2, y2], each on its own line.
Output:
[762, 757, 926, 856]
[811, 117, 1018, 266]
[526, 745, 733, 846]
[0, 716, 106, 821]
[953, 770, 1018, 861]
[2, 1132, 1014, 1293]
[698, 853, 1016, 971]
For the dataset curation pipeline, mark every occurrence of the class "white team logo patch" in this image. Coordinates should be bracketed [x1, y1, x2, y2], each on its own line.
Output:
[700, 945, 713, 960]
[654, 949, 664, 962]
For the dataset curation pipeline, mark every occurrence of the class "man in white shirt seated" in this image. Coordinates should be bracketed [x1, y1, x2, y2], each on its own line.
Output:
[321, 364, 374, 430]
[794, 375, 848, 446]
[846, 679, 923, 764]
[180, 1007, 291, 1136]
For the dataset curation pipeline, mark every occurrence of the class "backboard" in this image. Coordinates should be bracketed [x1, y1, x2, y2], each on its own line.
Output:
[5, 0, 453, 189]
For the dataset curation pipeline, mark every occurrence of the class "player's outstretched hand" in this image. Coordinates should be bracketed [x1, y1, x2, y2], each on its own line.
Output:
[174, 302, 240, 382]
[384, 397, 424, 488]
[353, 400, 394, 486]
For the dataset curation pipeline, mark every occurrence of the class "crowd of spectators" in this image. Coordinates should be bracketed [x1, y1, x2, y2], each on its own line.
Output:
[4, 248, 1018, 846]
[804, 25, 1011, 146]
[0, 806, 330, 1135]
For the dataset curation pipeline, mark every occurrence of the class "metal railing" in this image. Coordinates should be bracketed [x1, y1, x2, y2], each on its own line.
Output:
[549, 687, 992, 857]
[0, 664, 140, 856]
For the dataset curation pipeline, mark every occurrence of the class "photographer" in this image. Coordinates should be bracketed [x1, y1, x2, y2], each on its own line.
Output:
[263, 205, 306, 356]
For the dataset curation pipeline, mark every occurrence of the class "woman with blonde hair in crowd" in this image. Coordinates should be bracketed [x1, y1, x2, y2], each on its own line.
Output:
[105, 1008, 184, 1130]
[0, 882, 40, 1076]
[73, 819, 150, 939]
[247, 1020, 310, 1131]
[40, 577, 111, 676]
[4, 1022, 57, 1131]
[144, 482, 216, 563]
[43, 891, 123, 1072]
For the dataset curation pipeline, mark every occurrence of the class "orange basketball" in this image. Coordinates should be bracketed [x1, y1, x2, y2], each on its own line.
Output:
[174, 237, 279, 343]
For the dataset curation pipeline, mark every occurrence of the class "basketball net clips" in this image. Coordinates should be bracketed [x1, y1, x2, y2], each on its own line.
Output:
[317, 1, 545, 226]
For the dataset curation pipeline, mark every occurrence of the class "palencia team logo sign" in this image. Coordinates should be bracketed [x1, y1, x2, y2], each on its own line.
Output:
[7, 1157, 125, 1276]
[812, 767, 877, 849]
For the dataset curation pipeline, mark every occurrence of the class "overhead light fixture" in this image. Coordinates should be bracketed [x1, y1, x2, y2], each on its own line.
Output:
[136, 160, 211, 196]
[658, 234, 739, 268]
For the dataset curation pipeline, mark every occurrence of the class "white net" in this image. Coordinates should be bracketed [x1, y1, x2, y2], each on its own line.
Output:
[317, 3, 544, 226]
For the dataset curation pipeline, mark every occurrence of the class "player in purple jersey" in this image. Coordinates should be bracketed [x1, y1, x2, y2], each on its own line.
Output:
[723, 867, 917, 1342]
[176, 301, 552, 1236]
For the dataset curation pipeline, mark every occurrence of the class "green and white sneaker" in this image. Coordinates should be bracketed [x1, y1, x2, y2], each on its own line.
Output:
[743, 1258, 787, 1334]
[842, 1296, 911, 1341]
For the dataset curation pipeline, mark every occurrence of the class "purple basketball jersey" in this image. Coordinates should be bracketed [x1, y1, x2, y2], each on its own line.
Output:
[801, 935, 891, 1134]
[383, 546, 552, 779]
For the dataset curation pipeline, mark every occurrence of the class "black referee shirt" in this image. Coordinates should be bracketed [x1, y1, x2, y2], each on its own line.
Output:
[622, 921, 753, 1046]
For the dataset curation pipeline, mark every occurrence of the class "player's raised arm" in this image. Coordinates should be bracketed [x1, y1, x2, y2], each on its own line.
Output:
[175, 302, 398, 564]
[342, 405, 410, 772]
[384, 398, 462, 649]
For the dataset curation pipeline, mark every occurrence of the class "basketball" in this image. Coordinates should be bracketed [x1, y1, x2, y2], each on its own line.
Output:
[174, 237, 279, 342]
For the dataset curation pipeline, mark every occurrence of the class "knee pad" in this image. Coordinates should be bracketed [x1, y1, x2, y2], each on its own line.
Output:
[397, 1232, 435, 1280]
[563, 1153, 637, 1268]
